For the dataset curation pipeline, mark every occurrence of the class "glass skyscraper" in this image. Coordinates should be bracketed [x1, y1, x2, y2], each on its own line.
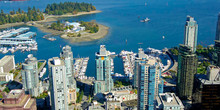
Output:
[133, 48, 146, 88]
[215, 13, 220, 41]
[94, 45, 114, 94]
[60, 45, 76, 89]
[21, 54, 42, 97]
[60, 45, 77, 104]
[137, 56, 163, 110]
[177, 16, 198, 100]
[177, 44, 197, 100]
[184, 16, 198, 53]
[214, 14, 220, 66]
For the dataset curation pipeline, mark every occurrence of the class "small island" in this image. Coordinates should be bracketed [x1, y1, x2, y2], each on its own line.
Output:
[0, 2, 109, 43]
[60, 21, 109, 43]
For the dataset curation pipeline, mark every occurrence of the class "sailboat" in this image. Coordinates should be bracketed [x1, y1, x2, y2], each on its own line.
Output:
[145, 2, 147, 6]
[162, 36, 165, 39]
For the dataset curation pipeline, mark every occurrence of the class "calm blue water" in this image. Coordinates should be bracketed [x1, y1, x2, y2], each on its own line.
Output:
[0, 0, 220, 77]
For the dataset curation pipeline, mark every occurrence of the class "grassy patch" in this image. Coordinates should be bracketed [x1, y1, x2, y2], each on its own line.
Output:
[36, 91, 48, 99]
[38, 62, 44, 69]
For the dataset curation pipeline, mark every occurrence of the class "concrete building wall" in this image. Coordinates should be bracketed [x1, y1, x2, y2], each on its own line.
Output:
[0, 55, 15, 73]
[67, 88, 77, 104]
[48, 58, 68, 110]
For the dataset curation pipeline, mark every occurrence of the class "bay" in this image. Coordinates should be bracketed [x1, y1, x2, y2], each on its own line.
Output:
[0, 0, 219, 77]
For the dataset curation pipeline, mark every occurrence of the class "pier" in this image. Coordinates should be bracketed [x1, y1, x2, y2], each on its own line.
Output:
[0, 27, 30, 38]
[0, 27, 38, 54]
[119, 50, 136, 77]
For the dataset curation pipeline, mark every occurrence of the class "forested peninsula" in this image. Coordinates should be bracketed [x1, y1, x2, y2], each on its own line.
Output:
[0, 2, 96, 25]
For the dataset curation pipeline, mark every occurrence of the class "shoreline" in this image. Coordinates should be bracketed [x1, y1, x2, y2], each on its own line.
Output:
[0, 10, 102, 29]
[0, 10, 110, 43]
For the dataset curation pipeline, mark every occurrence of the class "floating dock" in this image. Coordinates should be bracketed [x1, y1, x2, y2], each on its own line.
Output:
[16, 32, 36, 39]
[0, 27, 30, 38]
[0, 27, 38, 54]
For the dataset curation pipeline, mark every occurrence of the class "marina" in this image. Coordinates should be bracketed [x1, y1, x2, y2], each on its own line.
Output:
[119, 48, 172, 77]
[73, 57, 94, 80]
[0, 27, 38, 54]
[119, 50, 136, 77]
[0, 27, 30, 38]
[145, 47, 172, 72]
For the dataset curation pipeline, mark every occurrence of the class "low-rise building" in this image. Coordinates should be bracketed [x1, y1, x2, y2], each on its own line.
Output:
[106, 90, 137, 103]
[88, 101, 104, 110]
[105, 100, 121, 110]
[0, 89, 37, 110]
[156, 93, 184, 110]
[64, 22, 85, 33]
[67, 88, 77, 104]
[0, 55, 15, 73]
[0, 73, 13, 83]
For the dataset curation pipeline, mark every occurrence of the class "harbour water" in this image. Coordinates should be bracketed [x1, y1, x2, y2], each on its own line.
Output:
[0, 0, 220, 77]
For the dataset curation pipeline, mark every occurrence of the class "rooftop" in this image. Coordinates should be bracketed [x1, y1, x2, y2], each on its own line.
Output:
[199, 78, 220, 85]
[96, 45, 115, 57]
[7, 89, 23, 99]
[0, 89, 35, 109]
[0, 55, 14, 67]
[48, 57, 64, 66]
[157, 93, 184, 107]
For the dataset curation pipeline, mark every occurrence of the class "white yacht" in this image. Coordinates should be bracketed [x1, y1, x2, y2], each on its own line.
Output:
[141, 17, 150, 22]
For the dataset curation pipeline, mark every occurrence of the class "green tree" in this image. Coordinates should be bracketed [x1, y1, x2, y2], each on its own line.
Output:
[77, 33, 81, 37]
[3, 87, 10, 93]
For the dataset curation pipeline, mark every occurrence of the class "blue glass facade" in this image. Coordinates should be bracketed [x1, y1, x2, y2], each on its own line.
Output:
[138, 60, 163, 110]
[94, 45, 114, 94]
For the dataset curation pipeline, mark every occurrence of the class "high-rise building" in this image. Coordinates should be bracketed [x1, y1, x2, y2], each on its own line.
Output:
[193, 65, 220, 110]
[94, 45, 114, 94]
[214, 40, 220, 66]
[156, 93, 184, 110]
[215, 13, 220, 41]
[60, 45, 74, 85]
[177, 44, 197, 100]
[21, 54, 42, 97]
[133, 48, 146, 88]
[60, 45, 77, 104]
[137, 56, 163, 110]
[213, 14, 220, 66]
[184, 16, 198, 52]
[0, 89, 37, 110]
[48, 57, 68, 110]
